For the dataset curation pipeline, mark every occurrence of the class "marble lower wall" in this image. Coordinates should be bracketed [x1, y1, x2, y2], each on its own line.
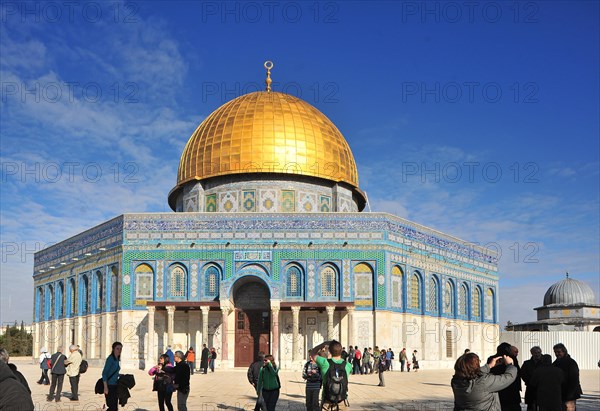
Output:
[34, 311, 498, 370]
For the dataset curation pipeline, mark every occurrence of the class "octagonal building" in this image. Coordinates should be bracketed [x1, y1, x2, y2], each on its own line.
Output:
[32, 67, 499, 370]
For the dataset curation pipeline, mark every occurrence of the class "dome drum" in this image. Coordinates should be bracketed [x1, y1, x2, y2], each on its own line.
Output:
[171, 173, 363, 213]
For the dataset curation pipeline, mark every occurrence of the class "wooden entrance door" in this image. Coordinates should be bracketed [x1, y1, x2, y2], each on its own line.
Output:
[234, 309, 270, 367]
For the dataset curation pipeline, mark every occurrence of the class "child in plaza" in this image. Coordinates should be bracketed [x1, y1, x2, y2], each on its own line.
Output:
[302, 353, 322, 411]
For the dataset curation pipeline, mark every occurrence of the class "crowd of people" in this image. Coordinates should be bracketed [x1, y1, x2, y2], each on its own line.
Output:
[452, 342, 583, 411]
[246, 341, 426, 411]
[339, 346, 421, 375]
[0, 339, 588, 411]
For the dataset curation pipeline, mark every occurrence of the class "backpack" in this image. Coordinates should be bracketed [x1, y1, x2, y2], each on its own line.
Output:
[324, 359, 348, 404]
[79, 359, 88, 374]
[355, 350, 361, 360]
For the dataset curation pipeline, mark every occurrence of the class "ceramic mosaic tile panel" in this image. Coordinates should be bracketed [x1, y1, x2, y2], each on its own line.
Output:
[319, 195, 331, 212]
[281, 190, 295, 212]
[205, 194, 217, 212]
[242, 190, 256, 212]
[219, 191, 238, 212]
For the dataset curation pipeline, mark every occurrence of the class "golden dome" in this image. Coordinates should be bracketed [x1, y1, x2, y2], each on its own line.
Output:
[172, 91, 363, 200]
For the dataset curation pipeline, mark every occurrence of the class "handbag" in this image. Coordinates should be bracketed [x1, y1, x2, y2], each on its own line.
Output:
[95, 367, 119, 394]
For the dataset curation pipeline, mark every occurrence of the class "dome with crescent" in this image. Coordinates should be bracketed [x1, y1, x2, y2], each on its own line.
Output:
[169, 66, 365, 213]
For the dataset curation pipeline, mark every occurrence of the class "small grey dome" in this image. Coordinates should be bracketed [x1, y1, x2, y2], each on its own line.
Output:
[543, 276, 596, 306]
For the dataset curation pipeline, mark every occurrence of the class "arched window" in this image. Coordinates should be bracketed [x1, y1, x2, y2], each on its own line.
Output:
[391, 266, 403, 308]
[354, 263, 373, 302]
[458, 284, 468, 316]
[68, 278, 76, 316]
[170, 265, 187, 298]
[428, 277, 438, 313]
[48, 285, 54, 320]
[443, 280, 454, 316]
[81, 275, 89, 315]
[37, 287, 44, 321]
[110, 266, 118, 311]
[320, 266, 337, 298]
[57, 282, 64, 319]
[485, 289, 494, 321]
[205, 265, 220, 297]
[95, 270, 104, 313]
[135, 264, 154, 299]
[286, 266, 302, 298]
[473, 287, 481, 318]
[410, 273, 421, 309]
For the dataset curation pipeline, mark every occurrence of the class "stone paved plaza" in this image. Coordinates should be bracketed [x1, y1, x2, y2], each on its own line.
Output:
[11, 358, 600, 410]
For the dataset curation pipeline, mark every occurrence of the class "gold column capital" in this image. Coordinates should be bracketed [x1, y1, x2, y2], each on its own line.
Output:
[166, 305, 176, 314]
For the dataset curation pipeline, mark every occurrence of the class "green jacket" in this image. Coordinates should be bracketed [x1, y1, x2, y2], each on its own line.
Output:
[257, 362, 280, 394]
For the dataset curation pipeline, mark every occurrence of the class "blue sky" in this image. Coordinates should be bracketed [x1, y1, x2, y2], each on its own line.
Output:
[1, 1, 598, 326]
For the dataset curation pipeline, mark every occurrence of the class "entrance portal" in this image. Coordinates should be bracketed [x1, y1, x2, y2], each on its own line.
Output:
[232, 278, 270, 367]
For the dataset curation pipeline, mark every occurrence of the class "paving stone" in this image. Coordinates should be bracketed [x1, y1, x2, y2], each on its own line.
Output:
[9, 358, 600, 410]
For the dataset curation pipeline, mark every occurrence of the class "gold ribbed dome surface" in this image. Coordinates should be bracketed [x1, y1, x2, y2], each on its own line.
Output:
[176, 91, 359, 188]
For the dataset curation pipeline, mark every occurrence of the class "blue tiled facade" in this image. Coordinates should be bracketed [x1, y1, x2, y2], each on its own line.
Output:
[33, 212, 499, 325]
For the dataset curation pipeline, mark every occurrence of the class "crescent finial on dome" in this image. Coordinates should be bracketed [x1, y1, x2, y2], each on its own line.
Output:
[264, 61, 273, 92]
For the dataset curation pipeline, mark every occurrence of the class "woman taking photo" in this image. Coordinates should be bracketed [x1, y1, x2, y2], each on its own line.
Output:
[256, 354, 280, 411]
[148, 354, 175, 411]
[451, 352, 518, 410]
[102, 342, 122, 411]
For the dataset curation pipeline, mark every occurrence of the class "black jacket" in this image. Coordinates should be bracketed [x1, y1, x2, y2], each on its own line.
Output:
[200, 348, 210, 368]
[174, 361, 190, 390]
[491, 358, 521, 410]
[118, 374, 136, 406]
[530, 364, 564, 411]
[7, 363, 30, 393]
[0, 361, 34, 411]
[520, 358, 542, 404]
[247, 360, 262, 385]
[553, 355, 582, 401]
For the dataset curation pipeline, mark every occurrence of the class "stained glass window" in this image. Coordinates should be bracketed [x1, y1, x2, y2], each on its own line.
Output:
[473, 287, 481, 318]
[286, 266, 301, 297]
[428, 278, 438, 312]
[170, 266, 186, 298]
[321, 266, 337, 297]
[392, 266, 403, 308]
[443, 281, 454, 315]
[205, 266, 220, 297]
[410, 274, 421, 309]
[459, 284, 467, 316]
[485, 289, 494, 320]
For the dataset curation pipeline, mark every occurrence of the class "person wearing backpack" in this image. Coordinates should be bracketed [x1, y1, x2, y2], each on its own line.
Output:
[64, 345, 82, 401]
[256, 354, 280, 411]
[302, 353, 322, 411]
[37, 347, 51, 385]
[378, 349, 387, 387]
[309, 340, 352, 410]
[353, 346, 362, 375]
